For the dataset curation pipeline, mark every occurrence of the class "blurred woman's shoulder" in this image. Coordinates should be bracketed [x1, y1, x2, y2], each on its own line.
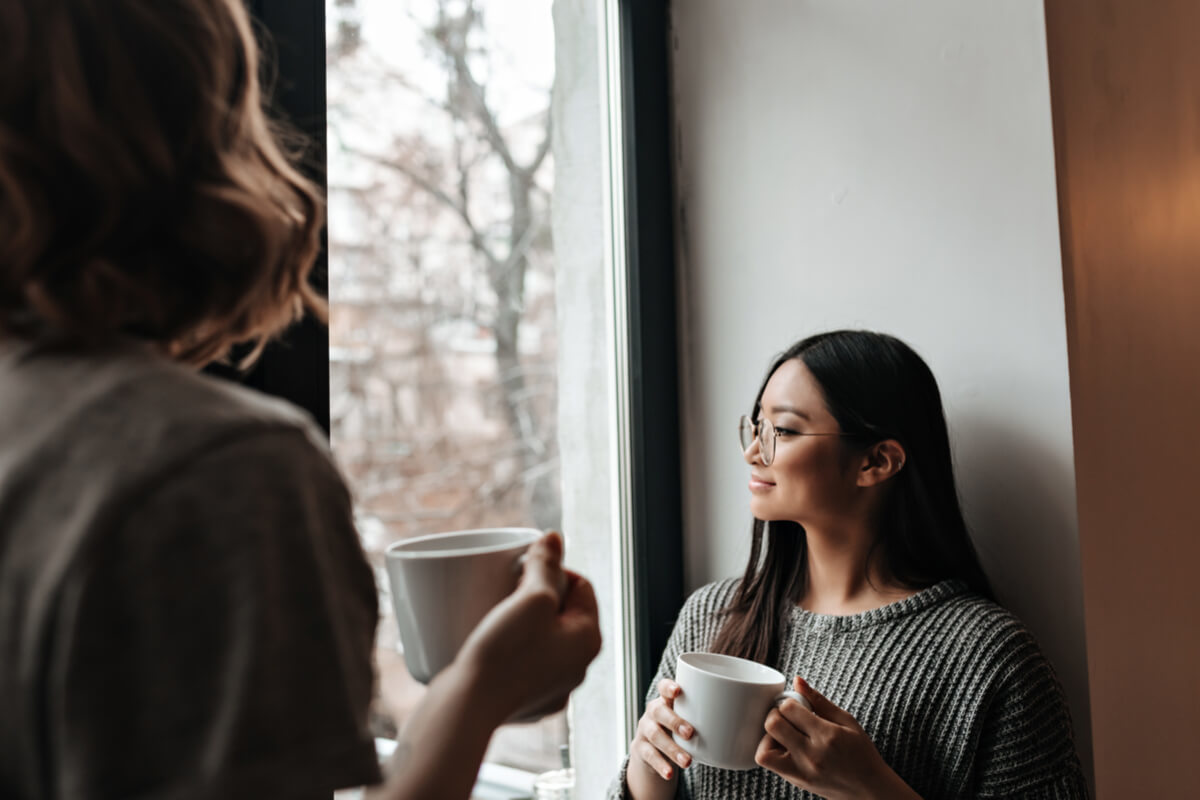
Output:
[0, 336, 331, 492]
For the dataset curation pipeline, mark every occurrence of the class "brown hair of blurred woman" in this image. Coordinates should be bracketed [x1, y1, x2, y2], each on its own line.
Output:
[0, 0, 325, 367]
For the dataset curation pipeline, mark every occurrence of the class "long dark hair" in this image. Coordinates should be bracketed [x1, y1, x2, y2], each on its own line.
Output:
[710, 330, 993, 665]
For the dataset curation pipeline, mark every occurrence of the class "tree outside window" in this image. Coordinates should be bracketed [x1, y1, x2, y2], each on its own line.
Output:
[326, 0, 565, 773]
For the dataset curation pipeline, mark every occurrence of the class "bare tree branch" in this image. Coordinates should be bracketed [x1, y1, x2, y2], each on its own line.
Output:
[448, 46, 518, 172]
[454, 131, 472, 222]
[499, 218, 545, 277]
[424, 0, 520, 172]
[525, 106, 553, 177]
[344, 145, 500, 268]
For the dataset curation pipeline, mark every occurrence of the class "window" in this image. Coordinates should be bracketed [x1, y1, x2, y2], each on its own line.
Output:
[325, 0, 572, 775]
[323, 0, 649, 788]
[245, 0, 683, 794]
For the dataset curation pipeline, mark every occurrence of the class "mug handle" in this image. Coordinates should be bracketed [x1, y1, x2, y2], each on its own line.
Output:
[772, 689, 813, 712]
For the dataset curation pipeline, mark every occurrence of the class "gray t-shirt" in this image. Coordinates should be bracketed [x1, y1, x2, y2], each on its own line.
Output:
[0, 338, 382, 799]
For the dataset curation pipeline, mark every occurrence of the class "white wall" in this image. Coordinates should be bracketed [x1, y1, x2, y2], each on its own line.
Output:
[671, 0, 1092, 787]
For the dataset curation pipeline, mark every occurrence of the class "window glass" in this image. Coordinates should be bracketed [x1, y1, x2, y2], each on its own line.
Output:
[325, 0, 624, 785]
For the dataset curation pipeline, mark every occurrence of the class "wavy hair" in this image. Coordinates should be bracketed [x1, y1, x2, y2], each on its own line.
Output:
[0, 0, 325, 366]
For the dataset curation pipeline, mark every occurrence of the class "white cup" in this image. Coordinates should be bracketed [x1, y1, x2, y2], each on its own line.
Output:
[385, 527, 541, 684]
[671, 652, 812, 771]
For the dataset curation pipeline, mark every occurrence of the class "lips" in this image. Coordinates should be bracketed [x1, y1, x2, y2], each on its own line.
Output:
[749, 474, 775, 492]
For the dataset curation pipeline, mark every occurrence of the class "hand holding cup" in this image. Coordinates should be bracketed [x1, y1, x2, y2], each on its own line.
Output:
[385, 527, 542, 683]
[456, 531, 602, 724]
[630, 677, 695, 785]
[671, 653, 811, 772]
[627, 651, 814, 798]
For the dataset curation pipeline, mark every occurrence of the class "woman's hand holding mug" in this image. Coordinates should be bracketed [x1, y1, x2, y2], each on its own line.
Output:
[627, 652, 817, 800]
[456, 531, 602, 726]
[627, 678, 695, 796]
[756, 677, 921, 800]
[376, 532, 600, 800]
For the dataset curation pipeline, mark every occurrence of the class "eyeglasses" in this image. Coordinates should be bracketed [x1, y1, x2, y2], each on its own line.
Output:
[738, 414, 848, 466]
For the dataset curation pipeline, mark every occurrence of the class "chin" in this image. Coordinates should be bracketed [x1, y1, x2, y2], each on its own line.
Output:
[749, 503, 804, 527]
[749, 501, 782, 522]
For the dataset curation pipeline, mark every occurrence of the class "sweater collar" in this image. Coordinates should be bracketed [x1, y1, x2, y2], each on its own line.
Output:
[789, 579, 968, 633]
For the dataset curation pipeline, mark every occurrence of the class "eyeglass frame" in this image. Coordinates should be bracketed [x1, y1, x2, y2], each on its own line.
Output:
[738, 414, 853, 466]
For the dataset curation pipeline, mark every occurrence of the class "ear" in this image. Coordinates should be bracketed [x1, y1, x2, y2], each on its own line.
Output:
[856, 439, 906, 487]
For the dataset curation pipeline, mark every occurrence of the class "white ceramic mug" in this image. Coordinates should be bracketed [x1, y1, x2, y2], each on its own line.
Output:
[671, 652, 813, 771]
[385, 527, 541, 684]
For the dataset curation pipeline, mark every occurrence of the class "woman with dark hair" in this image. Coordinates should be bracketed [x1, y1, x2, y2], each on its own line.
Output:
[0, 2, 599, 799]
[612, 331, 1087, 800]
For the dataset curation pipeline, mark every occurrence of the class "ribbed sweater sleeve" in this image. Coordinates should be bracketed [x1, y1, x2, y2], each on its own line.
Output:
[972, 625, 1088, 798]
[605, 580, 1088, 800]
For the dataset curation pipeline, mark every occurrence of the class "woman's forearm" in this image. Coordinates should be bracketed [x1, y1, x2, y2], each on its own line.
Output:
[368, 660, 507, 800]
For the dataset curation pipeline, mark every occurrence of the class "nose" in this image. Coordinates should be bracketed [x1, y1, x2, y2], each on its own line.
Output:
[743, 436, 762, 466]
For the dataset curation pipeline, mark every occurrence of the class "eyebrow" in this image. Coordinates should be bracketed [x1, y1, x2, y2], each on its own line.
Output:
[767, 405, 811, 420]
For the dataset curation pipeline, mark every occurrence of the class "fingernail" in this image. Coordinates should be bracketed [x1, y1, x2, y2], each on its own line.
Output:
[677, 753, 690, 767]
[678, 724, 692, 738]
[662, 767, 673, 779]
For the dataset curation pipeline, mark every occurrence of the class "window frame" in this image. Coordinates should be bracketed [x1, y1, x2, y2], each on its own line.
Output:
[612, 0, 686, 713]
[236, 0, 683, 746]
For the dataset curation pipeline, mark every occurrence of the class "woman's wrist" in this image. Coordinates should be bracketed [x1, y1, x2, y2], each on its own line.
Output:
[377, 659, 504, 800]
[625, 750, 678, 800]
[441, 655, 513, 732]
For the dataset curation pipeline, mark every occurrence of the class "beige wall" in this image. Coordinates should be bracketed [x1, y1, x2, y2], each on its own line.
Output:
[1044, 1, 1200, 795]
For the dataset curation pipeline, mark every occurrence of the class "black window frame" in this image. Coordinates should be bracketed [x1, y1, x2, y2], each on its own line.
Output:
[236, 0, 683, 710]
[616, 0, 685, 701]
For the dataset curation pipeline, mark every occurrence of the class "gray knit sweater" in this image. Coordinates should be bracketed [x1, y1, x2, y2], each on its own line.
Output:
[607, 579, 1087, 800]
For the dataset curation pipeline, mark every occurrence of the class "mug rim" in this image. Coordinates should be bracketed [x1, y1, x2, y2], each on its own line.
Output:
[678, 651, 785, 686]
[385, 527, 541, 560]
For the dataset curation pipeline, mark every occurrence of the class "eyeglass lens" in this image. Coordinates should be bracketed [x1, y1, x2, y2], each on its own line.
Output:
[738, 415, 775, 465]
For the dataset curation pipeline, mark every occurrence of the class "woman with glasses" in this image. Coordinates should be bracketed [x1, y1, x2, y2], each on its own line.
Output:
[611, 330, 1087, 800]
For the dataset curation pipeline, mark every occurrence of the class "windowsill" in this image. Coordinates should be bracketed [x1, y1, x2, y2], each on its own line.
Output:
[352, 738, 536, 800]
[471, 762, 538, 799]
